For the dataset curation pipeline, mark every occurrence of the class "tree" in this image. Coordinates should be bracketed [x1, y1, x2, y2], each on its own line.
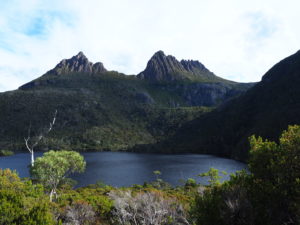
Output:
[30, 150, 86, 202]
[199, 168, 227, 186]
[248, 125, 300, 224]
[24, 110, 57, 166]
[153, 170, 162, 180]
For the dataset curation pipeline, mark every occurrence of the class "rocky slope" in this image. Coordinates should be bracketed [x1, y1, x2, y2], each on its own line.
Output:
[137, 51, 228, 82]
[47, 51, 107, 75]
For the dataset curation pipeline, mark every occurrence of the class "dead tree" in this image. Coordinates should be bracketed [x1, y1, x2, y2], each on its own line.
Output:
[24, 110, 57, 166]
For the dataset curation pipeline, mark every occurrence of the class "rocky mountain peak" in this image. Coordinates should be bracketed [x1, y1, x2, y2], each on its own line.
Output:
[47, 52, 107, 75]
[137, 51, 222, 82]
[181, 60, 209, 73]
[137, 51, 186, 81]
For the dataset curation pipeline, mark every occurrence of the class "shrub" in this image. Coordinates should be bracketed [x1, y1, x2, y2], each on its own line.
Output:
[109, 190, 189, 225]
[61, 201, 95, 225]
[0, 149, 14, 156]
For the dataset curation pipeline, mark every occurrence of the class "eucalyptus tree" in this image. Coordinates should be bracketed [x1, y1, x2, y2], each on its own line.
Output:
[30, 150, 86, 202]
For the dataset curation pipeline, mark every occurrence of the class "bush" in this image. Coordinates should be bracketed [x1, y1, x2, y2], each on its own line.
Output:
[0, 169, 54, 225]
[0, 149, 14, 156]
[109, 190, 189, 225]
[191, 125, 300, 225]
[61, 201, 95, 225]
[184, 178, 197, 188]
[247, 125, 300, 224]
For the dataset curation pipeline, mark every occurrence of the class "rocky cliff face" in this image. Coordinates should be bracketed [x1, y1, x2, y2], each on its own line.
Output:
[47, 52, 107, 75]
[137, 51, 185, 81]
[137, 51, 227, 82]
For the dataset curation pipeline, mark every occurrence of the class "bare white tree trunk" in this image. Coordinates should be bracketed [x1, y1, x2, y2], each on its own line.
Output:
[49, 189, 57, 202]
[50, 189, 54, 202]
[31, 150, 34, 166]
[25, 134, 35, 167]
[25, 110, 57, 167]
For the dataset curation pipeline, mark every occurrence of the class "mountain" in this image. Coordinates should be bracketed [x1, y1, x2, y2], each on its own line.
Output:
[20, 52, 107, 89]
[150, 50, 300, 161]
[0, 51, 251, 152]
[137, 50, 228, 82]
[48, 51, 107, 75]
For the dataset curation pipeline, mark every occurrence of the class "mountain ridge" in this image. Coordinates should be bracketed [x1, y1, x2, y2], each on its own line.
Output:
[0, 50, 253, 153]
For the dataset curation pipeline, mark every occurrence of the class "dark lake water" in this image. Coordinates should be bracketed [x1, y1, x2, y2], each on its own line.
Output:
[0, 152, 246, 187]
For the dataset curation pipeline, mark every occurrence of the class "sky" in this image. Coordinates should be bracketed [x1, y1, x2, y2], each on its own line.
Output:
[0, 0, 299, 92]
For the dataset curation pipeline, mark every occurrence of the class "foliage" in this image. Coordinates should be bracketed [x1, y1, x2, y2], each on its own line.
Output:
[247, 125, 300, 224]
[0, 169, 54, 225]
[0, 149, 14, 156]
[1, 125, 299, 224]
[191, 125, 300, 225]
[198, 168, 227, 186]
[30, 150, 86, 201]
[0, 69, 248, 152]
[184, 178, 197, 188]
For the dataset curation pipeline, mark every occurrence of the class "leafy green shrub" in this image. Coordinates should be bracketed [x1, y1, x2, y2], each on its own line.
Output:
[0, 169, 54, 225]
[190, 125, 300, 225]
[247, 125, 300, 224]
[0, 149, 14, 156]
[184, 178, 197, 188]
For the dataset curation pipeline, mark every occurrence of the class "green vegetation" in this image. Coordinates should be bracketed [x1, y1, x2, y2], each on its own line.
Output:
[191, 125, 300, 225]
[1, 126, 299, 224]
[198, 168, 227, 186]
[0, 169, 54, 225]
[0, 149, 14, 156]
[30, 150, 86, 202]
[0, 70, 249, 153]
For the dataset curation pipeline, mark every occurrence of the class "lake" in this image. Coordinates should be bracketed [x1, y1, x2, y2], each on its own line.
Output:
[0, 152, 246, 187]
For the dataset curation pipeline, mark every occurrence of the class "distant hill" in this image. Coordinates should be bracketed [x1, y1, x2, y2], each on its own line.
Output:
[0, 51, 251, 152]
[151, 50, 300, 161]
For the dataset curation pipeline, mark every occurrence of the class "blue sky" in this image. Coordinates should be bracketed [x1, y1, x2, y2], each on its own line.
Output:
[0, 0, 299, 92]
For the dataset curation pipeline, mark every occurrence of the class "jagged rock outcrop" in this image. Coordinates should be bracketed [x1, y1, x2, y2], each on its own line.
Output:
[137, 51, 185, 81]
[47, 52, 107, 75]
[137, 51, 227, 82]
[19, 52, 107, 89]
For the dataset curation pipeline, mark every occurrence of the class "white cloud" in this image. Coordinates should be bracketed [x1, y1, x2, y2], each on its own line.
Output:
[0, 0, 299, 92]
